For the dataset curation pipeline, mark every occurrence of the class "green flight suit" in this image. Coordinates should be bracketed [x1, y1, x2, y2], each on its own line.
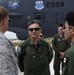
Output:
[52, 34, 70, 75]
[63, 42, 74, 75]
[18, 38, 53, 75]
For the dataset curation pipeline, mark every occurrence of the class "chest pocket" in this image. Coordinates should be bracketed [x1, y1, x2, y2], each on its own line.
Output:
[24, 47, 49, 72]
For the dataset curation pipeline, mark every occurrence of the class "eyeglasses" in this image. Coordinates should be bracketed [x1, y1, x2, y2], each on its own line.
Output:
[63, 26, 74, 29]
[63, 26, 67, 29]
[9, 19, 11, 22]
[28, 28, 40, 31]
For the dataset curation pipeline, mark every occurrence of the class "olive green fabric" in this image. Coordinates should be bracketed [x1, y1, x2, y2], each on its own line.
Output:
[18, 38, 53, 75]
[63, 43, 74, 75]
[52, 34, 70, 75]
[52, 34, 70, 55]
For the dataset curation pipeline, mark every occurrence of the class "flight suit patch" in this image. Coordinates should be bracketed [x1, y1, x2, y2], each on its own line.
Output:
[26, 47, 35, 54]
[62, 38, 65, 40]
[57, 39, 61, 41]
[63, 57, 67, 63]
[63, 57, 69, 67]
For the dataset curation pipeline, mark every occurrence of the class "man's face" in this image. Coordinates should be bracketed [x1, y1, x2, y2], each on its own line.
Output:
[3, 16, 10, 32]
[39, 33, 44, 40]
[63, 21, 73, 41]
[58, 26, 64, 35]
[28, 23, 41, 39]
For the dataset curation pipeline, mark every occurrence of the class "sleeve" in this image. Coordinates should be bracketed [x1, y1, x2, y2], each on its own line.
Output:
[0, 41, 18, 75]
[68, 53, 74, 75]
[52, 36, 60, 54]
[63, 53, 74, 75]
[65, 40, 71, 51]
[17, 42, 25, 72]
[47, 43, 53, 63]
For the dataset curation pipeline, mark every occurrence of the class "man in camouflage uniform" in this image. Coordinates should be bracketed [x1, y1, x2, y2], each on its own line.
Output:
[0, 6, 18, 75]
[52, 24, 70, 75]
[18, 20, 53, 75]
[63, 11, 74, 75]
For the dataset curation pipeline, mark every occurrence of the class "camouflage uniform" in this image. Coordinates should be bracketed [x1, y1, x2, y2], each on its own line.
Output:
[0, 32, 18, 75]
[18, 38, 53, 75]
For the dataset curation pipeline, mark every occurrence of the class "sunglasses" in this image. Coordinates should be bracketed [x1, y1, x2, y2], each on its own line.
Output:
[28, 28, 40, 31]
[9, 19, 11, 22]
[63, 26, 73, 29]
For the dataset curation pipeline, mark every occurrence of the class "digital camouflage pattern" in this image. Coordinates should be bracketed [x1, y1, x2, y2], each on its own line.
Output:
[0, 32, 18, 75]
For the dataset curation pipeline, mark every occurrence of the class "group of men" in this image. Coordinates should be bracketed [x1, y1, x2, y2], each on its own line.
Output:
[0, 6, 74, 75]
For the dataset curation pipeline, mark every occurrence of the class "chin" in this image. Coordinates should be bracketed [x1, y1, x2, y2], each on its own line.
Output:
[32, 36, 37, 38]
[32, 35, 38, 37]
[64, 36, 68, 40]
[65, 37, 71, 41]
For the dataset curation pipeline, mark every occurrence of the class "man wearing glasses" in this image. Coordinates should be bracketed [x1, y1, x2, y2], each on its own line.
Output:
[18, 20, 53, 75]
[63, 11, 74, 75]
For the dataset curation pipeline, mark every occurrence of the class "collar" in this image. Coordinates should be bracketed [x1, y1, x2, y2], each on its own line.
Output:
[0, 31, 3, 35]
[0, 31, 5, 38]
[29, 38, 41, 46]
[71, 42, 74, 46]
[58, 33, 64, 38]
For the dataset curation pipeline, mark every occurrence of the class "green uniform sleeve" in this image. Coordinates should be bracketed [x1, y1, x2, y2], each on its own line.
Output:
[65, 41, 71, 51]
[46, 43, 53, 63]
[66, 53, 74, 75]
[52, 36, 60, 54]
[69, 57, 74, 75]
[18, 42, 25, 72]
[48, 44, 53, 63]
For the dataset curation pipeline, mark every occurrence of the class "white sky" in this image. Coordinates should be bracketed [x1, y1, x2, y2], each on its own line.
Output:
[4, 31, 17, 39]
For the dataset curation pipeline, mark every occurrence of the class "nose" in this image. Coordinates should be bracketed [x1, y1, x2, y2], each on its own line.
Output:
[32, 29, 36, 32]
[63, 29, 65, 32]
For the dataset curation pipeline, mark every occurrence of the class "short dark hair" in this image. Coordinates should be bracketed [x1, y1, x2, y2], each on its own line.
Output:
[65, 11, 74, 26]
[58, 23, 63, 27]
[27, 20, 42, 27]
[0, 6, 8, 22]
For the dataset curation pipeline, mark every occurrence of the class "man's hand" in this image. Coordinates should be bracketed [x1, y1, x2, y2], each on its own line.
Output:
[60, 52, 65, 59]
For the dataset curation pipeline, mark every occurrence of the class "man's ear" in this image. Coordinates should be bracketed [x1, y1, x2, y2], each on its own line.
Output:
[2, 19, 6, 26]
[72, 28, 74, 35]
[72, 32, 74, 35]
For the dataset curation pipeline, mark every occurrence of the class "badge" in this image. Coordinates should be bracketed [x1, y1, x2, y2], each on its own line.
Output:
[35, 1, 44, 10]
[8, 0, 20, 9]
[17, 47, 21, 53]
[62, 38, 65, 40]
[63, 57, 66, 63]
[26, 47, 35, 54]
[58, 39, 61, 41]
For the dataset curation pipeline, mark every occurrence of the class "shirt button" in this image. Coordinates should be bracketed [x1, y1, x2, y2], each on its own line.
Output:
[41, 55, 43, 58]
[33, 56, 35, 59]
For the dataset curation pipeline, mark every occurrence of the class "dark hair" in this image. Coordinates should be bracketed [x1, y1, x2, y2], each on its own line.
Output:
[0, 6, 8, 22]
[27, 20, 42, 27]
[65, 11, 74, 26]
[58, 23, 63, 27]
